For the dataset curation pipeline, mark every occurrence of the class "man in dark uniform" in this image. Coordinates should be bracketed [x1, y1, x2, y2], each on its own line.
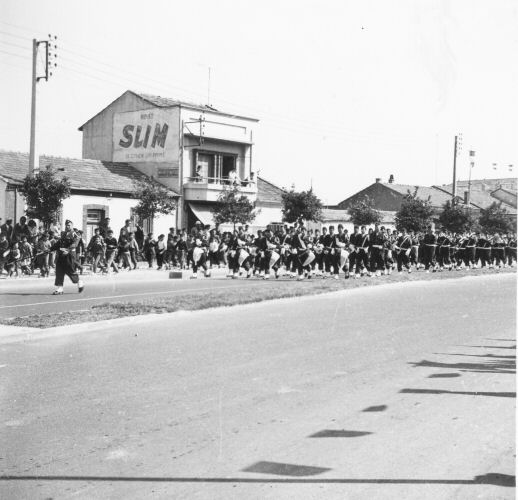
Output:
[422, 226, 437, 272]
[396, 228, 412, 273]
[50, 219, 84, 295]
[370, 225, 387, 277]
[356, 226, 371, 277]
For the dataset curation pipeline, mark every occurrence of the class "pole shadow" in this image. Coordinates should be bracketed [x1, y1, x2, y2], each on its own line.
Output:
[400, 388, 515, 398]
[0, 473, 513, 486]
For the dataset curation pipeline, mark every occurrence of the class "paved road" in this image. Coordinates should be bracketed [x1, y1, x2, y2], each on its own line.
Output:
[0, 270, 281, 319]
[0, 274, 515, 499]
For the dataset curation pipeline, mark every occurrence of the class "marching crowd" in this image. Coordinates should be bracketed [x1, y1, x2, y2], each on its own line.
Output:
[0, 216, 516, 287]
[180, 221, 516, 279]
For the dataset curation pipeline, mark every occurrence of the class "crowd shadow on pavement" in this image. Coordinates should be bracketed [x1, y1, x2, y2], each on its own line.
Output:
[0, 473, 514, 486]
[409, 355, 516, 375]
[400, 388, 515, 398]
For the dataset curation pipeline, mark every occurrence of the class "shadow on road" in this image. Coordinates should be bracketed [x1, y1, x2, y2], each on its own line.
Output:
[308, 430, 372, 438]
[0, 473, 514, 486]
[409, 357, 515, 375]
[400, 388, 515, 398]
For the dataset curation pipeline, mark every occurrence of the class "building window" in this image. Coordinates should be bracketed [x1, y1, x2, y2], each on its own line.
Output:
[193, 150, 237, 184]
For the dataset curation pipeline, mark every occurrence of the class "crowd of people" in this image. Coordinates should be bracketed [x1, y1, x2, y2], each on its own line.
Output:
[0, 216, 516, 285]
[177, 221, 516, 279]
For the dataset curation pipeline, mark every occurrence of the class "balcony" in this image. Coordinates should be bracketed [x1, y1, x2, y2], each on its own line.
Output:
[183, 176, 257, 203]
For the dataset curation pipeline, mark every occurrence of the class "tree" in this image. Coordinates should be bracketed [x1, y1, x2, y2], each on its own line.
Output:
[395, 187, 434, 232]
[281, 188, 323, 224]
[132, 177, 177, 221]
[438, 200, 477, 233]
[478, 201, 514, 234]
[348, 195, 382, 226]
[212, 186, 257, 229]
[18, 166, 71, 229]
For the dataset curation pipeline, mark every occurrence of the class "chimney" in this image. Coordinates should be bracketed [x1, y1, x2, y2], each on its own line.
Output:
[375, 178, 381, 183]
[388, 174, 394, 184]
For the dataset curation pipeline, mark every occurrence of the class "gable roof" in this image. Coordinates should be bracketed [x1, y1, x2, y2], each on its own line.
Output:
[381, 183, 455, 207]
[0, 150, 179, 196]
[79, 90, 258, 130]
[257, 176, 284, 204]
[491, 187, 517, 208]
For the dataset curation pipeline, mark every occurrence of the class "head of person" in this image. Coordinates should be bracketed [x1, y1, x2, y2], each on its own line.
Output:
[329, 225, 335, 234]
[19, 216, 27, 225]
[158, 234, 165, 240]
[322, 226, 327, 234]
[354, 225, 359, 233]
[125, 219, 131, 227]
[361, 225, 366, 234]
[65, 219, 73, 231]
[337, 224, 343, 233]
[94, 228, 100, 235]
[6, 219, 12, 226]
[108, 229, 114, 237]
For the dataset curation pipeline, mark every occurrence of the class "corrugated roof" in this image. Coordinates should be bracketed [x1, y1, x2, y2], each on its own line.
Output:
[257, 176, 284, 204]
[435, 183, 517, 214]
[382, 183, 454, 207]
[0, 150, 179, 196]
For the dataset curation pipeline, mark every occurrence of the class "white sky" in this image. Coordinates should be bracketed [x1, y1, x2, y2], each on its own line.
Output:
[1, 0, 517, 204]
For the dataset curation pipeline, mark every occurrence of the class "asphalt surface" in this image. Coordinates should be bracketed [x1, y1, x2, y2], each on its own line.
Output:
[0, 270, 280, 319]
[0, 273, 515, 499]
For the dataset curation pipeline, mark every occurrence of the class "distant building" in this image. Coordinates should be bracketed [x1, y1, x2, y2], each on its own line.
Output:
[0, 149, 178, 239]
[335, 175, 517, 227]
[78, 90, 283, 230]
[336, 177, 457, 212]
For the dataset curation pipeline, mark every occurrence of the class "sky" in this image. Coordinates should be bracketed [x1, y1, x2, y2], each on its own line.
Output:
[1, 0, 517, 205]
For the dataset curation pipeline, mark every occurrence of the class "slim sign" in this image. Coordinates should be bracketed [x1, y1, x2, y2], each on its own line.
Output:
[113, 109, 175, 163]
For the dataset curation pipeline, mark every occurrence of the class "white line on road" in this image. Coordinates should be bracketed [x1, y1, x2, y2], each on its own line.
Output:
[0, 284, 266, 310]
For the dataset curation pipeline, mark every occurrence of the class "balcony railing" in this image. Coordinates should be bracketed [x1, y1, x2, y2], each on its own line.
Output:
[185, 176, 256, 188]
[183, 176, 257, 202]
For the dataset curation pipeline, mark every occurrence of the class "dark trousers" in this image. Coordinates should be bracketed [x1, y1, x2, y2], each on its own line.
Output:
[438, 247, 451, 267]
[397, 250, 410, 271]
[370, 247, 385, 272]
[463, 247, 476, 266]
[476, 248, 491, 267]
[355, 249, 369, 273]
[423, 246, 436, 270]
[54, 254, 79, 287]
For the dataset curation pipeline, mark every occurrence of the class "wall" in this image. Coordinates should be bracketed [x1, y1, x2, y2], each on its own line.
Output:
[82, 91, 152, 161]
[61, 193, 176, 237]
[1, 181, 27, 223]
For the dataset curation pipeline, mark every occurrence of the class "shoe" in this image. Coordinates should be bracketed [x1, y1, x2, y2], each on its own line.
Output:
[78, 280, 84, 293]
[53, 288, 63, 295]
[190, 273, 198, 279]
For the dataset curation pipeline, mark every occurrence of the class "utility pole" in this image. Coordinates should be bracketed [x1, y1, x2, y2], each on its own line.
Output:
[29, 35, 58, 175]
[452, 133, 462, 204]
[467, 150, 475, 210]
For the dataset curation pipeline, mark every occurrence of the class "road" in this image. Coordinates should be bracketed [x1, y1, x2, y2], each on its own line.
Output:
[0, 270, 279, 319]
[0, 273, 515, 499]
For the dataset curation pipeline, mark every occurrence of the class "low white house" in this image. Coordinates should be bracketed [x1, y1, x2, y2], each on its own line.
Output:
[0, 150, 179, 239]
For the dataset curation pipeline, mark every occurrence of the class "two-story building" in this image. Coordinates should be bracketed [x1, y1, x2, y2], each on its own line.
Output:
[79, 90, 274, 230]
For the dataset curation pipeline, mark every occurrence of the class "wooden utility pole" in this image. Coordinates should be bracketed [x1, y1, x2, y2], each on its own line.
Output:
[452, 133, 462, 204]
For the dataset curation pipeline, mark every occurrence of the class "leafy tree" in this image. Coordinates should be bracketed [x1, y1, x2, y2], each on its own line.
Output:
[478, 201, 514, 234]
[18, 166, 71, 229]
[348, 195, 382, 226]
[395, 187, 434, 232]
[132, 177, 177, 221]
[281, 188, 323, 224]
[438, 200, 477, 233]
[212, 186, 256, 229]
